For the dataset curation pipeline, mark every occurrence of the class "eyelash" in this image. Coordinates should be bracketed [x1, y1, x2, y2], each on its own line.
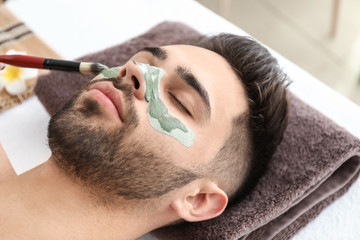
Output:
[168, 92, 192, 117]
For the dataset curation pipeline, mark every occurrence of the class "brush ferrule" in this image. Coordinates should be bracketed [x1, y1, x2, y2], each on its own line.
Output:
[43, 58, 80, 72]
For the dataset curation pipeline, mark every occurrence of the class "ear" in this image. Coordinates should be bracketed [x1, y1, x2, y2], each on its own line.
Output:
[170, 180, 228, 222]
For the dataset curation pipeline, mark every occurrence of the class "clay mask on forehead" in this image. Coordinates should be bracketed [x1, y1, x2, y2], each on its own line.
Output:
[135, 61, 195, 147]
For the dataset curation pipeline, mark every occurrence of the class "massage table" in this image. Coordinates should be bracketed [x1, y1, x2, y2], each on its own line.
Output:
[1, 0, 359, 239]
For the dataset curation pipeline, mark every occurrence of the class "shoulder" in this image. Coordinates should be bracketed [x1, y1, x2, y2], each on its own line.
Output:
[0, 144, 16, 181]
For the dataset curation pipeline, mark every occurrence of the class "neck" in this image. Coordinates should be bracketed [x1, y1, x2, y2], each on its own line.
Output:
[0, 157, 176, 240]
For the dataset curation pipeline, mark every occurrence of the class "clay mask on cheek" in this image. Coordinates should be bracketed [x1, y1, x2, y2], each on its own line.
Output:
[135, 61, 195, 147]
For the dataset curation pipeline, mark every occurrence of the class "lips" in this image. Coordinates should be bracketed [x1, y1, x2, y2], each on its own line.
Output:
[88, 82, 124, 122]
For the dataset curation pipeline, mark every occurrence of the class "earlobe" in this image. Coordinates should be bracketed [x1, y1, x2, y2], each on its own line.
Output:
[170, 182, 228, 222]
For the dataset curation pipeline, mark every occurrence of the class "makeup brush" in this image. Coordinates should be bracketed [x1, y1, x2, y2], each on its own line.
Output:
[0, 54, 108, 75]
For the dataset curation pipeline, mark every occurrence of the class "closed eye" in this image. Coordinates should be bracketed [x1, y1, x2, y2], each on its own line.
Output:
[168, 92, 192, 117]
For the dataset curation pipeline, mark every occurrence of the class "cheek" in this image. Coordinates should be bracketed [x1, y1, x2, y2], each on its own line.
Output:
[147, 101, 195, 147]
[131, 113, 216, 170]
[131, 121, 177, 159]
[190, 120, 231, 165]
[133, 106, 193, 160]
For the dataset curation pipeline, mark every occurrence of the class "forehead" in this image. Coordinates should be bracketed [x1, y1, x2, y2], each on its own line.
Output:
[162, 44, 248, 122]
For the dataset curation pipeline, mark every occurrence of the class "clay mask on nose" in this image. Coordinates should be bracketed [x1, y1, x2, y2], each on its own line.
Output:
[135, 61, 195, 147]
[99, 67, 121, 79]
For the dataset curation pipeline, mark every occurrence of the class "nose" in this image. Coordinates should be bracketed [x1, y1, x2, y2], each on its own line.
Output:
[118, 60, 146, 101]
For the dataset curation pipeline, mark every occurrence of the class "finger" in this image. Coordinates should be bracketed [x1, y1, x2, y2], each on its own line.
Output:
[0, 63, 6, 70]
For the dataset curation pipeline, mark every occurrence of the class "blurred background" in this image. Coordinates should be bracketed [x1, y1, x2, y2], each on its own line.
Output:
[195, 0, 360, 106]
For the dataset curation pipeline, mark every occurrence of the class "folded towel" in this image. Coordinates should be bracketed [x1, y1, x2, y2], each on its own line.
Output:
[0, 5, 60, 112]
[34, 21, 360, 240]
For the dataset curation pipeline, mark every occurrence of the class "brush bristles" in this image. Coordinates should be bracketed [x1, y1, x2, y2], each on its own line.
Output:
[79, 62, 108, 75]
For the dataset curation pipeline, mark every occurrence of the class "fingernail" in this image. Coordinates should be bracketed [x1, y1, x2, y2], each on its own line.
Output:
[0, 63, 5, 70]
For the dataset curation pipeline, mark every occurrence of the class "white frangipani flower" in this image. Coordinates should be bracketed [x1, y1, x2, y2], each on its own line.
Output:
[0, 50, 38, 96]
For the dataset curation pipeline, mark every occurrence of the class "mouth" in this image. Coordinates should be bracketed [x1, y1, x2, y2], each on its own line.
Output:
[88, 82, 124, 122]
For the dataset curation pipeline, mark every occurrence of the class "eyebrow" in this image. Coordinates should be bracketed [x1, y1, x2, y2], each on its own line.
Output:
[176, 66, 211, 117]
[137, 47, 168, 61]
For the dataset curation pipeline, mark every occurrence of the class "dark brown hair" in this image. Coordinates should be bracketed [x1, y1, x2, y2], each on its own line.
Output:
[196, 34, 290, 203]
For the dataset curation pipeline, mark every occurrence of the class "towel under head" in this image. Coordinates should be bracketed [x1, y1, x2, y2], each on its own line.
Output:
[34, 21, 360, 240]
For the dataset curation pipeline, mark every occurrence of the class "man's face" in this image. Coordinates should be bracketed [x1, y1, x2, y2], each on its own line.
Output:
[48, 45, 248, 201]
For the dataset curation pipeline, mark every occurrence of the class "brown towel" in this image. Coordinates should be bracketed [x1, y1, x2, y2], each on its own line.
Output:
[0, 5, 61, 112]
[34, 21, 360, 240]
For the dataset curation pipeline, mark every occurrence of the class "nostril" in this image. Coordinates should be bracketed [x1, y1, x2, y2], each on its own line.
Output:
[119, 68, 127, 78]
[132, 75, 140, 89]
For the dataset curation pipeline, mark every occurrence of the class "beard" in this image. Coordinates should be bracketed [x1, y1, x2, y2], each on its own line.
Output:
[47, 77, 199, 202]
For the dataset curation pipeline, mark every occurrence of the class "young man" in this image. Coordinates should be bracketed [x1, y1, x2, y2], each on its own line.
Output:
[0, 34, 289, 239]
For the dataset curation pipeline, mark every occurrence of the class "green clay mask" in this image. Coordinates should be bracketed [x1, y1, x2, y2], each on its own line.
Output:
[135, 61, 195, 147]
[99, 67, 121, 79]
